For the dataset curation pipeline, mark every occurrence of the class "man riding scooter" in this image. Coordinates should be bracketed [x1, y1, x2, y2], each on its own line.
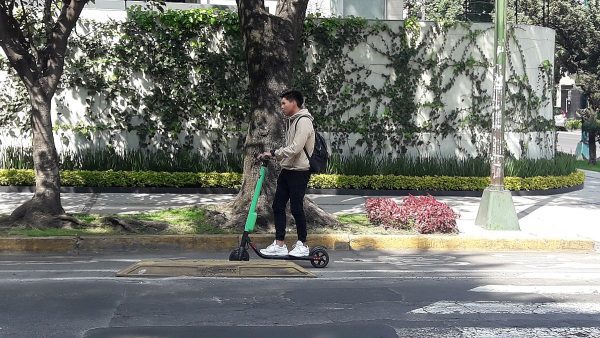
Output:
[257, 90, 315, 257]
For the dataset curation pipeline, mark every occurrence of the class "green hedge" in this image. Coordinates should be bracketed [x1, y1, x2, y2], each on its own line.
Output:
[0, 169, 585, 191]
[309, 171, 584, 191]
[0, 170, 243, 188]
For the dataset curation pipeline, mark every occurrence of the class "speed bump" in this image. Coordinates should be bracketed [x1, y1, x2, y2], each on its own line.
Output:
[116, 259, 315, 278]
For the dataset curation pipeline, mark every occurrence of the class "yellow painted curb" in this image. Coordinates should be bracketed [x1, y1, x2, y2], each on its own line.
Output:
[78, 235, 240, 252]
[0, 237, 73, 252]
[349, 235, 596, 251]
[0, 234, 595, 253]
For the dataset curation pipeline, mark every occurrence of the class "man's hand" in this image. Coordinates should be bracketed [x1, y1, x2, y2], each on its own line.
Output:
[257, 151, 272, 160]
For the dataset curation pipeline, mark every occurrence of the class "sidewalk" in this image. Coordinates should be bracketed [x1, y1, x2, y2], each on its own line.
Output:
[1, 171, 599, 252]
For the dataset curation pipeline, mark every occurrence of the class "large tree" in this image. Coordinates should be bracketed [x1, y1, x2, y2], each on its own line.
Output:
[577, 2, 600, 163]
[226, 0, 338, 229]
[518, 0, 600, 163]
[512, 0, 592, 83]
[0, 0, 88, 227]
[501, 0, 600, 163]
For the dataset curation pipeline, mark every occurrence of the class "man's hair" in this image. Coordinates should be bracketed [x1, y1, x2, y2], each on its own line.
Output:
[280, 90, 304, 107]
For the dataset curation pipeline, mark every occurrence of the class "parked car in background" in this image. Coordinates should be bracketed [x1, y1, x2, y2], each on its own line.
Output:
[554, 110, 567, 130]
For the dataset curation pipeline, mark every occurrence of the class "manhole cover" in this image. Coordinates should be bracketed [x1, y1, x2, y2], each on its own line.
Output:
[116, 259, 315, 278]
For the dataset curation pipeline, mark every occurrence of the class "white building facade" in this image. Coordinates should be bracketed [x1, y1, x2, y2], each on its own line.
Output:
[86, 0, 404, 20]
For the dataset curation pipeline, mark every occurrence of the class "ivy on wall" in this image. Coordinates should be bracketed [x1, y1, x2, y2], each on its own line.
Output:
[297, 18, 554, 157]
[0, 8, 554, 158]
[298, 17, 422, 155]
[57, 7, 249, 155]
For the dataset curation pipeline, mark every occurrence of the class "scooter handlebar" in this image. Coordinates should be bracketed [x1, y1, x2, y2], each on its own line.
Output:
[254, 153, 273, 166]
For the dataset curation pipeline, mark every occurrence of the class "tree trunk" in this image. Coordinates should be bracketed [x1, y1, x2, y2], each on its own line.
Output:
[226, 0, 339, 230]
[1, 0, 87, 228]
[589, 130, 597, 165]
[10, 85, 65, 228]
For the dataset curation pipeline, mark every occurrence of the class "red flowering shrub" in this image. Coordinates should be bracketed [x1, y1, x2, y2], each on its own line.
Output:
[364, 198, 407, 229]
[398, 195, 458, 234]
[365, 196, 459, 233]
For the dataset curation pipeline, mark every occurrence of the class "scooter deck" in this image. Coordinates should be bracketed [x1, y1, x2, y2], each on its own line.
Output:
[252, 250, 315, 261]
[259, 254, 313, 259]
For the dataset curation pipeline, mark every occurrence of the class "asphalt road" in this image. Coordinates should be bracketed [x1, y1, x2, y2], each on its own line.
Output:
[557, 130, 600, 155]
[1, 250, 600, 338]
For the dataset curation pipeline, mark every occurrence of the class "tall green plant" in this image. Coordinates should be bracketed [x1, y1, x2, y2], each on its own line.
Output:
[0, 147, 577, 177]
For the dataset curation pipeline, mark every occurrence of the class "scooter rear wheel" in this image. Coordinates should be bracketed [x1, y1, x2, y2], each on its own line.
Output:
[229, 248, 250, 261]
[309, 246, 329, 268]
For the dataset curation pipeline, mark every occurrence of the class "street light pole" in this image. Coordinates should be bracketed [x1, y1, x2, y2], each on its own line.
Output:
[490, 0, 507, 190]
[475, 0, 520, 230]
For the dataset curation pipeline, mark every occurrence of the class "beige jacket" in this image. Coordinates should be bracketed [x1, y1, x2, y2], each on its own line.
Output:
[274, 109, 315, 171]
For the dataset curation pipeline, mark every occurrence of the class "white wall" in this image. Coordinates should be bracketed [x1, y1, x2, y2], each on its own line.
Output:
[87, 0, 400, 18]
[0, 18, 554, 159]
[311, 22, 556, 159]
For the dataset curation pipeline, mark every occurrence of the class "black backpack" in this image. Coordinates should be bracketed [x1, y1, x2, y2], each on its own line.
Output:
[294, 116, 329, 173]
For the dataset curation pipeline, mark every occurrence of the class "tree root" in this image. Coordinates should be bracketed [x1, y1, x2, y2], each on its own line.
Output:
[101, 217, 169, 234]
[9, 197, 66, 228]
[207, 196, 341, 231]
[57, 215, 89, 229]
[4, 212, 90, 229]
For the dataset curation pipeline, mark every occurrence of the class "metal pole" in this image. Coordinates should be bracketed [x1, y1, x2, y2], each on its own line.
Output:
[474, 0, 519, 230]
[490, 0, 508, 189]
[543, 0, 549, 25]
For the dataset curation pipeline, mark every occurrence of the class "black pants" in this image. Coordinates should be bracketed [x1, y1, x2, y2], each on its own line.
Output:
[272, 169, 311, 242]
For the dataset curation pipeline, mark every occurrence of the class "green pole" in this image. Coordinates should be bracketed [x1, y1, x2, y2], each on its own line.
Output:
[475, 0, 520, 230]
[244, 165, 266, 232]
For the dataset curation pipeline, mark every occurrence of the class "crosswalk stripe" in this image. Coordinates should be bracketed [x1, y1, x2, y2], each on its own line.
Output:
[393, 327, 600, 337]
[470, 285, 600, 294]
[409, 301, 600, 314]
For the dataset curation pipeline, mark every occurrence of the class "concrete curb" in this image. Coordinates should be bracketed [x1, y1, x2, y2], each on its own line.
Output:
[0, 234, 595, 253]
[0, 184, 584, 196]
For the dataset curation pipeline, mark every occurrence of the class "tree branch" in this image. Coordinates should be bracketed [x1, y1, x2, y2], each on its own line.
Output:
[276, 0, 309, 42]
[17, 0, 40, 67]
[0, 4, 37, 88]
[236, 0, 269, 33]
[0, 0, 17, 13]
[43, 0, 53, 51]
[236, 0, 266, 13]
[42, 0, 87, 96]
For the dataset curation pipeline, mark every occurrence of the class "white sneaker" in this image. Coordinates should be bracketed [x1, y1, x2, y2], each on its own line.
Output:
[260, 241, 288, 256]
[288, 241, 309, 257]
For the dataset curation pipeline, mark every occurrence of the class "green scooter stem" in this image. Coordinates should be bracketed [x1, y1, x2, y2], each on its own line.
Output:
[244, 164, 267, 232]
[231, 159, 331, 268]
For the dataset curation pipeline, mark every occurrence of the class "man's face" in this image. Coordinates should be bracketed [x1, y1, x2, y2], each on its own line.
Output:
[280, 97, 298, 117]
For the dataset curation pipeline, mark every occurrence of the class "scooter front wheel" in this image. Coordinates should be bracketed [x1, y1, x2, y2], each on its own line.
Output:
[309, 246, 329, 268]
[229, 248, 250, 261]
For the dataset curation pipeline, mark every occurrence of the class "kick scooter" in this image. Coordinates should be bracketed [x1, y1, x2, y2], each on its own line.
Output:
[228, 156, 329, 268]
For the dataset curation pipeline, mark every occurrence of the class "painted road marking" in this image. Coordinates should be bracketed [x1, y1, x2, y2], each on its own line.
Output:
[393, 327, 600, 337]
[470, 285, 600, 295]
[410, 301, 600, 314]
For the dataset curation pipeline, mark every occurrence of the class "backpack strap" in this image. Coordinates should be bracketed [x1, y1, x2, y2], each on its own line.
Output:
[293, 116, 314, 160]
